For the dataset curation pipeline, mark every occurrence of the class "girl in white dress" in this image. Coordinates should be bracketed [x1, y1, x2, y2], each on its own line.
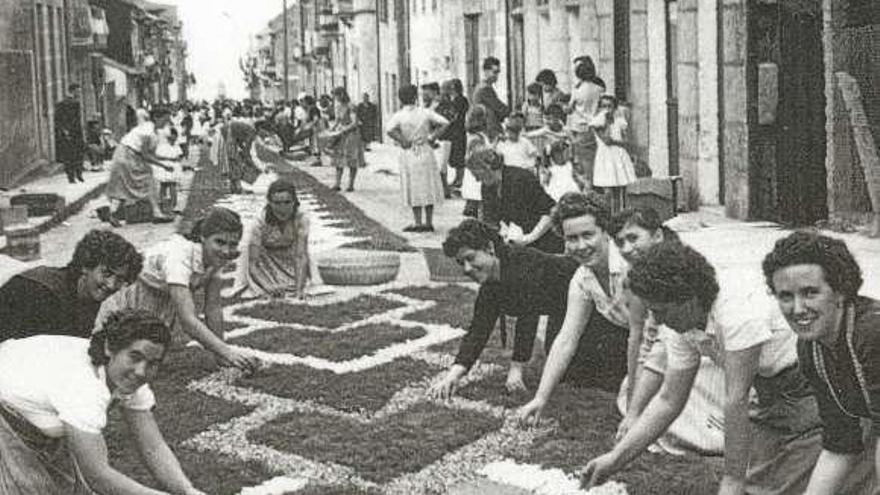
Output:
[591, 95, 636, 213]
[543, 139, 582, 201]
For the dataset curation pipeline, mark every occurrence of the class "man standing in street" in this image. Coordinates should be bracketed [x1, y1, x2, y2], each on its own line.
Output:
[356, 92, 378, 151]
[54, 83, 86, 183]
[472, 56, 509, 141]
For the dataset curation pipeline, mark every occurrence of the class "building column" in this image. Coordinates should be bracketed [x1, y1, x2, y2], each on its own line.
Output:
[548, 0, 570, 89]
[721, 0, 749, 219]
[697, 0, 720, 205]
[646, 0, 668, 176]
[595, 0, 614, 91]
[629, 0, 649, 170]
[580, 0, 600, 74]
[677, 0, 699, 209]
[522, 0, 540, 82]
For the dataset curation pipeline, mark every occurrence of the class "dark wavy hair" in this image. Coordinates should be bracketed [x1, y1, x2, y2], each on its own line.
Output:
[762, 231, 863, 299]
[482, 56, 501, 70]
[88, 309, 172, 366]
[67, 230, 143, 283]
[264, 179, 300, 225]
[184, 206, 243, 242]
[629, 242, 719, 314]
[551, 191, 611, 236]
[535, 69, 558, 88]
[442, 218, 505, 258]
[609, 208, 680, 244]
[574, 56, 597, 82]
[466, 145, 505, 173]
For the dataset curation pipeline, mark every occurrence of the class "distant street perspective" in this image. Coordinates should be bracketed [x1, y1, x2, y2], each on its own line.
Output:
[1, 1, 880, 495]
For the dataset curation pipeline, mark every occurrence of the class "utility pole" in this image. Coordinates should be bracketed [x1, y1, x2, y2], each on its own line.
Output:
[283, 0, 290, 101]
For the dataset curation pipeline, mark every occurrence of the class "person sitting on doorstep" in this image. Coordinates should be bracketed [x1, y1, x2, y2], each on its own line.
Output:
[0, 229, 142, 343]
[495, 113, 539, 172]
[0, 309, 208, 495]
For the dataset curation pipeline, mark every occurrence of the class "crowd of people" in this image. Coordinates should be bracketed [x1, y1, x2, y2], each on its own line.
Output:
[4, 56, 878, 495]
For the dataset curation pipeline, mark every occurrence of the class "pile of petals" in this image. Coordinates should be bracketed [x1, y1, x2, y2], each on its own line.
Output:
[238, 476, 309, 495]
[480, 459, 629, 495]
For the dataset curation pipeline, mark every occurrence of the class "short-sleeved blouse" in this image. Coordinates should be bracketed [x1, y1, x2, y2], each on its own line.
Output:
[120, 121, 157, 154]
[661, 288, 796, 377]
[138, 234, 207, 292]
[0, 336, 154, 438]
[570, 243, 630, 328]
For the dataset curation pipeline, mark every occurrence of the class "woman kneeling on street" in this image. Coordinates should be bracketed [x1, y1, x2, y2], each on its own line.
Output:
[516, 192, 631, 425]
[581, 241, 873, 495]
[763, 231, 880, 494]
[95, 206, 260, 373]
[0, 309, 206, 495]
[429, 218, 580, 398]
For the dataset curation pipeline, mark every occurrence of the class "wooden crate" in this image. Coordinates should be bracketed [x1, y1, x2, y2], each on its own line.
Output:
[10, 193, 65, 217]
[625, 177, 683, 222]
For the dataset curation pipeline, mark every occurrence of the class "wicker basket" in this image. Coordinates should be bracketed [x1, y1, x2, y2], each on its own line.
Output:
[316, 251, 401, 286]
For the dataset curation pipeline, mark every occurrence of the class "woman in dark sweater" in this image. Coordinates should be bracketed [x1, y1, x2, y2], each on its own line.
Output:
[428, 219, 580, 399]
[466, 146, 564, 254]
[763, 231, 880, 493]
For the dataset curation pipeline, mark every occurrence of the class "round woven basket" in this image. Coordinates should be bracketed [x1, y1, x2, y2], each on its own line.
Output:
[316, 250, 401, 286]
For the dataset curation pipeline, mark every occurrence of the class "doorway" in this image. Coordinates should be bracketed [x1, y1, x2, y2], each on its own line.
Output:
[776, 1, 827, 224]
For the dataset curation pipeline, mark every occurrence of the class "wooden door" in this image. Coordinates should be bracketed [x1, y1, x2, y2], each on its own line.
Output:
[777, 2, 827, 224]
[757, 0, 827, 224]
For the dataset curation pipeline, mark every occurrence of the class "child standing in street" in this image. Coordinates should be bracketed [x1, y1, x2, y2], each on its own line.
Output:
[543, 140, 582, 201]
[462, 105, 492, 219]
[495, 113, 538, 172]
[525, 104, 570, 172]
[590, 94, 636, 213]
[522, 82, 545, 132]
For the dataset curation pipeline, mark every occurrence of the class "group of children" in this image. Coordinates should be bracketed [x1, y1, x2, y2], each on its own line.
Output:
[468, 83, 637, 213]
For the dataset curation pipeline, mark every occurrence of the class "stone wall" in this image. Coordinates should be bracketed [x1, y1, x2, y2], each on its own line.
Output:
[0, 0, 44, 188]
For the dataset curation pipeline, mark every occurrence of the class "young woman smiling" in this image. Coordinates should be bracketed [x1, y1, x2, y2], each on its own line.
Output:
[429, 218, 579, 398]
[517, 192, 631, 425]
[763, 231, 880, 495]
[0, 310, 207, 495]
[95, 207, 259, 373]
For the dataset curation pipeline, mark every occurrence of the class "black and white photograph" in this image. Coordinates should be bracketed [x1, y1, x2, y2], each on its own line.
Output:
[1, 0, 880, 493]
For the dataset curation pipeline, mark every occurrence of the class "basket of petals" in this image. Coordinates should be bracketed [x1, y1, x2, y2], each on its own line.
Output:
[316, 250, 401, 286]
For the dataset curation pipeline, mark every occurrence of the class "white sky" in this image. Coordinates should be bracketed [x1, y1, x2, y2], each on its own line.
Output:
[161, 0, 282, 100]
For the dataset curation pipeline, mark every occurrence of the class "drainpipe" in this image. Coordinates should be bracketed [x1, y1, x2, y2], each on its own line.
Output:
[375, 0, 382, 141]
[504, 0, 513, 109]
